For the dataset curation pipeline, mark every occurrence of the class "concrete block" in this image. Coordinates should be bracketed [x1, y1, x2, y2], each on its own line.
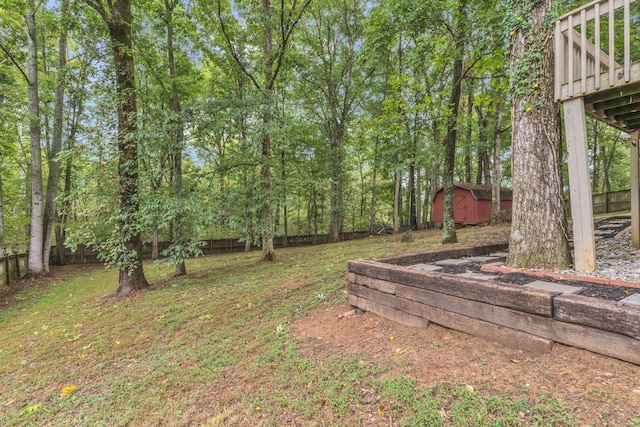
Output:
[621, 293, 640, 306]
[524, 280, 583, 295]
[435, 259, 472, 267]
[466, 256, 500, 263]
[457, 272, 497, 281]
[408, 263, 443, 272]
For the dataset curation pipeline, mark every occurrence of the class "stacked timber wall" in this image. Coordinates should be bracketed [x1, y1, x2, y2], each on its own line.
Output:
[0, 254, 28, 287]
[347, 246, 640, 365]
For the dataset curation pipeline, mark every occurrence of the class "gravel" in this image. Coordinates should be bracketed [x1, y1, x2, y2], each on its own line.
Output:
[553, 218, 640, 283]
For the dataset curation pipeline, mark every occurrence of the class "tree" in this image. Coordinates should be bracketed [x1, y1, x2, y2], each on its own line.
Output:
[25, 0, 45, 276]
[42, 0, 71, 274]
[83, 0, 149, 296]
[507, 0, 571, 268]
[441, 0, 468, 244]
[213, 0, 311, 261]
[296, 0, 368, 243]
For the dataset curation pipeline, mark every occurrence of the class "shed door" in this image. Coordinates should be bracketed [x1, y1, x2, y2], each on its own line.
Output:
[454, 194, 467, 223]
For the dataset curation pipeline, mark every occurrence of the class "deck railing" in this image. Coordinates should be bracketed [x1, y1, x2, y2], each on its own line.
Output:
[554, 0, 636, 101]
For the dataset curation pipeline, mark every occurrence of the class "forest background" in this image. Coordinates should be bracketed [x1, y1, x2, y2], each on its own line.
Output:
[0, 0, 635, 276]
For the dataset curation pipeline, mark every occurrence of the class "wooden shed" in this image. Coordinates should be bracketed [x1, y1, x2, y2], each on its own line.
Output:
[432, 183, 512, 225]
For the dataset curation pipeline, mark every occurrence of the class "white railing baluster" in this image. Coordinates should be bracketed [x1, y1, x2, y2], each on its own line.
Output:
[568, 14, 574, 97]
[581, 9, 588, 93]
[625, 0, 631, 81]
[595, 2, 601, 89]
[555, 20, 562, 99]
[609, 0, 615, 86]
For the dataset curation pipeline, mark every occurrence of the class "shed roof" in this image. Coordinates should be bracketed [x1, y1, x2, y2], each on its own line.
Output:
[434, 183, 513, 202]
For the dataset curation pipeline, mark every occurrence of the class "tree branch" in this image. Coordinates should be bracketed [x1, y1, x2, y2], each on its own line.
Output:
[0, 43, 30, 84]
[270, 0, 312, 88]
[215, 0, 262, 90]
[82, 0, 110, 22]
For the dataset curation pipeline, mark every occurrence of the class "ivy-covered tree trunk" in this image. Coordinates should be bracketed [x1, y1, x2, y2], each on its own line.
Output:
[507, 0, 571, 269]
[26, 1, 45, 277]
[85, 0, 149, 296]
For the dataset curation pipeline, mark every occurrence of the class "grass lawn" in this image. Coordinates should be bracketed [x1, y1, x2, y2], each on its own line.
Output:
[0, 224, 624, 426]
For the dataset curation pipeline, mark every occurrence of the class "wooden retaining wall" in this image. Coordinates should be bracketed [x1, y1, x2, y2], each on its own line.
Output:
[347, 246, 640, 365]
[0, 254, 28, 288]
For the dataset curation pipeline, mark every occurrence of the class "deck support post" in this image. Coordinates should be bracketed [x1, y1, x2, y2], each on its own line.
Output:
[631, 131, 640, 248]
[564, 97, 596, 271]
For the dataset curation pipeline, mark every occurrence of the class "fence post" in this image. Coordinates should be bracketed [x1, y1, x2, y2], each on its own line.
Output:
[15, 254, 21, 278]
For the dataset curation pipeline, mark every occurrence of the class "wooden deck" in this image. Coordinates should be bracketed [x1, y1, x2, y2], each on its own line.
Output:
[554, 0, 640, 271]
[555, 0, 640, 132]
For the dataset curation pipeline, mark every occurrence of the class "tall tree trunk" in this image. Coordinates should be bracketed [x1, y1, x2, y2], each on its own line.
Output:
[507, 0, 571, 269]
[165, 0, 186, 276]
[42, 0, 70, 274]
[464, 82, 474, 183]
[409, 158, 417, 230]
[475, 106, 489, 185]
[441, 1, 467, 244]
[0, 174, 5, 258]
[591, 118, 600, 193]
[491, 103, 504, 225]
[260, 0, 277, 261]
[26, 2, 44, 277]
[369, 136, 379, 234]
[416, 167, 422, 230]
[602, 135, 619, 193]
[393, 169, 401, 233]
[281, 149, 288, 247]
[85, 0, 149, 295]
[56, 92, 83, 266]
[329, 126, 344, 243]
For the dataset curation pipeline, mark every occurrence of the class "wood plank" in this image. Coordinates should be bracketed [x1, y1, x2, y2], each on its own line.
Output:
[373, 243, 508, 265]
[625, 0, 631, 81]
[558, 0, 631, 31]
[354, 274, 397, 294]
[351, 290, 552, 354]
[551, 319, 640, 365]
[348, 260, 556, 316]
[554, 294, 640, 338]
[347, 272, 355, 284]
[610, 1, 616, 86]
[591, 90, 640, 111]
[613, 109, 640, 122]
[393, 282, 555, 338]
[560, 63, 640, 102]
[555, 20, 563, 98]
[348, 294, 430, 328]
[351, 280, 555, 340]
[564, 97, 597, 272]
[603, 101, 640, 117]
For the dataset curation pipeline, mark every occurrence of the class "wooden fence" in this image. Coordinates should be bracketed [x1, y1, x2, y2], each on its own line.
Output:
[592, 189, 631, 214]
[0, 254, 28, 287]
[1, 231, 370, 287]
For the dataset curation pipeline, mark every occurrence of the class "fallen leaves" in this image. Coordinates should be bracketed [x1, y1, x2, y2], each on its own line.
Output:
[25, 403, 42, 413]
[60, 384, 77, 397]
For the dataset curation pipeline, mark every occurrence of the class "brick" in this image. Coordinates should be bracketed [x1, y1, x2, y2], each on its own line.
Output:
[610, 279, 640, 289]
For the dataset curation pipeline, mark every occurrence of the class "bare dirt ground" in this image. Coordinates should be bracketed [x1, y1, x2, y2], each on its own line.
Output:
[293, 302, 640, 426]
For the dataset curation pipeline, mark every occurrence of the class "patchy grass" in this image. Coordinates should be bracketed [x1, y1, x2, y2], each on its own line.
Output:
[0, 225, 577, 425]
